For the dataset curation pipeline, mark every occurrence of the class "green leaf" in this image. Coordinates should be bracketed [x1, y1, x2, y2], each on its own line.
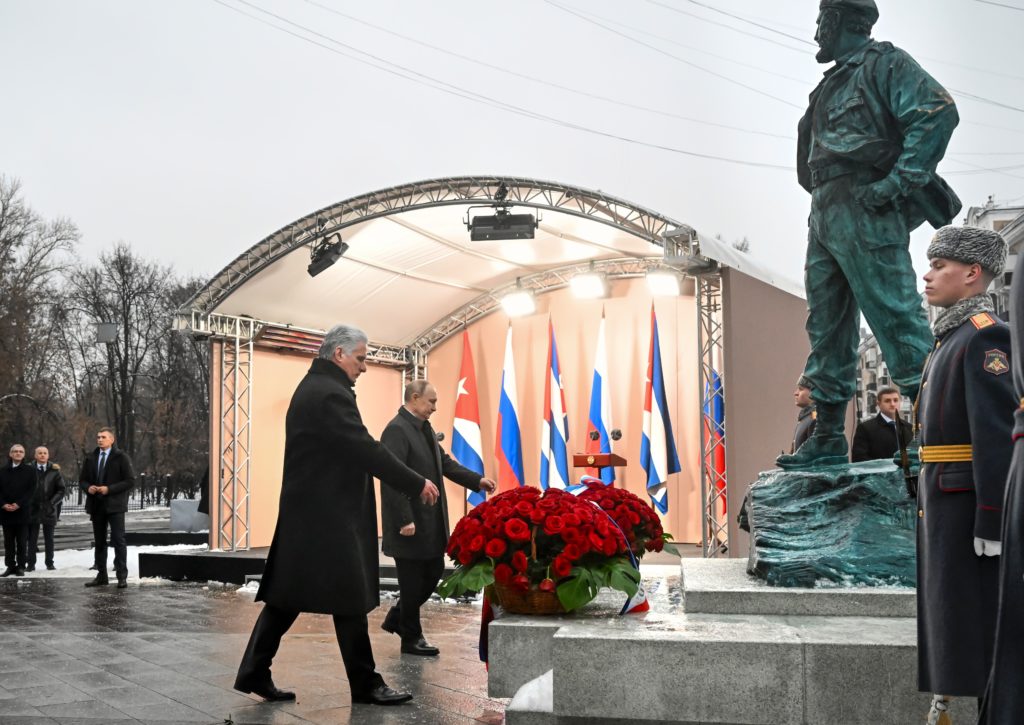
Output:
[606, 560, 640, 597]
[661, 542, 681, 556]
[462, 561, 495, 592]
[556, 568, 600, 611]
[436, 561, 494, 600]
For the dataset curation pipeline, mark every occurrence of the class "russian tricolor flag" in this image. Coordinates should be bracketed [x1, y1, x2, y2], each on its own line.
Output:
[451, 331, 487, 507]
[540, 319, 570, 490]
[586, 312, 615, 484]
[495, 324, 524, 491]
[641, 306, 681, 514]
[704, 369, 727, 514]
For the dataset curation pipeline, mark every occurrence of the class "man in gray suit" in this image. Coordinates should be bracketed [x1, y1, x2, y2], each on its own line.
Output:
[379, 380, 496, 656]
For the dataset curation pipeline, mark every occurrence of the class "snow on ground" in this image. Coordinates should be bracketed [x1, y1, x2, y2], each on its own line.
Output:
[27, 544, 208, 583]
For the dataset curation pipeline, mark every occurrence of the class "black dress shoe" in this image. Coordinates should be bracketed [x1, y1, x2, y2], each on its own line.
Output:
[46, 564, 55, 570]
[84, 576, 109, 587]
[13, 568, 25, 577]
[352, 684, 412, 705]
[380, 607, 402, 636]
[0, 568, 15, 577]
[400, 638, 440, 656]
[234, 678, 296, 701]
[26, 565, 35, 572]
[116, 578, 128, 589]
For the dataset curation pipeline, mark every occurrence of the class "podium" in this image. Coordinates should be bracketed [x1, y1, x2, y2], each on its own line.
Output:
[572, 452, 627, 478]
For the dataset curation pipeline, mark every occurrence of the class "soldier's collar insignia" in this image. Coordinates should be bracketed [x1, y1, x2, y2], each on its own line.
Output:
[984, 349, 1009, 375]
[971, 312, 996, 329]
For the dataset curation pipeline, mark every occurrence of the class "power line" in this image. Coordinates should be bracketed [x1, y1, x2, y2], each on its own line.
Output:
[301, 0, 795, 140]
[975, 0, 1024, 10]
[545, 1, 804, 110]
[641, 0, 810, 55]
[680, 0, 815, 47]
[210, 0, 795, 171]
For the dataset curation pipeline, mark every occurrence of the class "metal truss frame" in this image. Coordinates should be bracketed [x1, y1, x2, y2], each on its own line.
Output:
[218, 336, 253, 552]
[696, 273, 728, 558]
[178, 176, 676, 317]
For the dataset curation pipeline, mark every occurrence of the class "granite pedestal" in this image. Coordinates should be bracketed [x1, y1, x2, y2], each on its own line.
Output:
[498, 559, 973, 725]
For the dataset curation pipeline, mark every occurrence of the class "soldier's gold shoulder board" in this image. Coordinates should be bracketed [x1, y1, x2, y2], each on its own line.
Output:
[971, 312, 997, 329]
[984, 349, 1009, 375]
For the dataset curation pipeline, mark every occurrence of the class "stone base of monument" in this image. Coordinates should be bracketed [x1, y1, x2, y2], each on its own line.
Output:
[497, 560, 974, 725]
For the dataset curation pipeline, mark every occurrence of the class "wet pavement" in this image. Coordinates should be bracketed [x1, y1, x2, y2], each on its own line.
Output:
[0, 578, 505, 724]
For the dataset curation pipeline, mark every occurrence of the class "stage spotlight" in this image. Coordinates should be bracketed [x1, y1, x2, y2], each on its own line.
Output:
[307, 233, 348, 278]
[646, 270, 681, 296]
[570, 264, 607, 299]
[501, 281, 536, 317]
[468, 208, 538, 241]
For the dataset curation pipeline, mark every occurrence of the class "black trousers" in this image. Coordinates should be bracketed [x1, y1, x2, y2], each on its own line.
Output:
[28, 520, 56, 567]
[236, 604, 383, 695]
[392, 556, 445, 641]
[2, 523, 28, 569]
[91, 511, 127, 579]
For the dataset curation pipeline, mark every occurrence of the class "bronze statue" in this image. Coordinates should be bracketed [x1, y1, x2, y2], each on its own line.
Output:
[777, 0, 961, 469]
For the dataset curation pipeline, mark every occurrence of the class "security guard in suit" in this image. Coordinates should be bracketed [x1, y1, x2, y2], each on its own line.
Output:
[915, 226, 1015, 719]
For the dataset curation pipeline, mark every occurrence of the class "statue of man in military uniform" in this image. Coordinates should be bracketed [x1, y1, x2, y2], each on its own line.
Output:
[777, 0, 962, 469]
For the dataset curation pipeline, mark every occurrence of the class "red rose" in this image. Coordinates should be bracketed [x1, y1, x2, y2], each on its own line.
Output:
[653, 537, 665, 552]
[485, 538, 507, 558]
[627, 511, 641, 526]
[588, 531, 605, 550]
[552, 555, 572, 578]
[543, 515, 565, 535]
[515, 501, 534, 516]
[458, 549, 473, 565]
[562, 513, 581, 527]
[511, 574, 530, 591]
[537, 498, 558, 510]
[494, 563, 513, 584]
[563, 543, 582, 561]
[602, 536, 618, 556]
[468, 534, 486, 553]
[529, 508, 546, 524]
[600, 498, 615, 510]
[511, 550, 529, 572]
[504, 519, 531, 542]
[538, 578, 556, 593]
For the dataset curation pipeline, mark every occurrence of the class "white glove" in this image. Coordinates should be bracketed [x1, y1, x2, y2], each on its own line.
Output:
[973, 537, 1002, 557]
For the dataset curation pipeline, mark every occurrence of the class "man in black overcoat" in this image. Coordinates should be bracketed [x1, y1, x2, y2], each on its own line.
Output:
[79, 427, 136, 588]
[1, 444, 35, 577]
[851, 386, 913, 462]
[790, 382, 817, 454]
[915, 226, 1014, 718]
[380, 380, 496, 656]
[234, 324, 441, 707]
[28, 446, 65, 571]
[978, 247, 1024, 723]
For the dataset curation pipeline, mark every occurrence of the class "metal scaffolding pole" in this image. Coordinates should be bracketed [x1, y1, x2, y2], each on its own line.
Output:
[218, 336, 253, 551]
[697, 273, 728, 558]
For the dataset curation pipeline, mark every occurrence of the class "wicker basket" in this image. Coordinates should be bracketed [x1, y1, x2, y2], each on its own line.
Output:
[492, 581, 566, 615]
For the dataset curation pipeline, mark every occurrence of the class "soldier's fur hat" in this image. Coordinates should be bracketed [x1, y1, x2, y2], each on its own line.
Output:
[819, 0, 879, 25]
[927, 225, 1008, 277]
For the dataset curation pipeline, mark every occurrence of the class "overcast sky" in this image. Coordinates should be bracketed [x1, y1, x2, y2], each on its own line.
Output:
[2, 0, 1022, 286]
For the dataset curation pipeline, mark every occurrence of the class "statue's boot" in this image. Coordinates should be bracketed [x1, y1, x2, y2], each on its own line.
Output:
[775, 402, 848, 469]
[925, 694, 953, 724]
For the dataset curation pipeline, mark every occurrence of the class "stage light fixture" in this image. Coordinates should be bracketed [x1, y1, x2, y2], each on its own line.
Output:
[570, 270, 607, 299]
[646, 270, 681, 296]
[467, 207, 538, 241]
[501, 280, 536, 317]
[307, 232, 348, 278]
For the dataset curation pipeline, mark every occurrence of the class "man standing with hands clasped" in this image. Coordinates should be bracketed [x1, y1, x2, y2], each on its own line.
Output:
[235, 324, 441, 707]
[80, 428, 135, 588]
[380, 380, 496, 656]
[915, 226, 1015, 720]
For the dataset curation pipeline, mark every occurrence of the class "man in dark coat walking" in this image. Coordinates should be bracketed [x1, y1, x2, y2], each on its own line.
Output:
[79, 427, 136, 588]
[915, 226, 1014, 719]
[850, 386, 913, 462]
[1, 444, 35, 577]
[380, 380, 496, 656]
[979, 247, 1024, 723]
[234, 324, 440, 707]
[28, 446, 65, 571]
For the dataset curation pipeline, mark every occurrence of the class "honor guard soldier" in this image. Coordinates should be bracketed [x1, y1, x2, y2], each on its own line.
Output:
[916, 226, 1015, 720]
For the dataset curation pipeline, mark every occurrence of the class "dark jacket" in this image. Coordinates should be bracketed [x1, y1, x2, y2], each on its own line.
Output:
[256, 358, 427, 616]
[798, 39, 960, 230]
[850, 413, 913, 462]
[78, 446, 136, 516]
[791, 405, 816, 453]
[916, 311, 1015, 696]
[380, 406, 483, 560]
[0, 462, 35, 525]
[30, 463, 66, 524]
[979, 254, 1024, 722]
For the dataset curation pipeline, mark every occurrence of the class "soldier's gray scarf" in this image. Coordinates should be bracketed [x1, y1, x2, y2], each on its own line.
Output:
[932, 293, 994, 337]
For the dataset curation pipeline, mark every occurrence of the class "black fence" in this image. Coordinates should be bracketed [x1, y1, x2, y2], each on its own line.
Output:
[60, 474, 203, 514]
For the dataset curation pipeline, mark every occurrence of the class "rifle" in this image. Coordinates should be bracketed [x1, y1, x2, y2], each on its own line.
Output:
[893, 409, 917, 498]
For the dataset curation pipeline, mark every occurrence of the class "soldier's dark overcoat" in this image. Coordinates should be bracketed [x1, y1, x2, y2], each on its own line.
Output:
[256, 358, 425, 616]
[916, 311, 1014, 696]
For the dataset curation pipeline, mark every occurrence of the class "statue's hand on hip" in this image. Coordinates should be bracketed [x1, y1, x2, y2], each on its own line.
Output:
[854, 177, 901, 210]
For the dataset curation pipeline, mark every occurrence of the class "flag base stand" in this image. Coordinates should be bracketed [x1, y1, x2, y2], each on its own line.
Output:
[492, 559, 975, 724]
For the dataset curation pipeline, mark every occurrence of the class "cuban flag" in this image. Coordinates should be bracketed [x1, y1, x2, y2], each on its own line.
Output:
[640, 306, 681, 514]
[495, 324, 525, 491]
[586, 311, 615, 484]
[452, 331, 487, 507]
[703, 369, 727, 514]
[539, 320, 570, 490]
